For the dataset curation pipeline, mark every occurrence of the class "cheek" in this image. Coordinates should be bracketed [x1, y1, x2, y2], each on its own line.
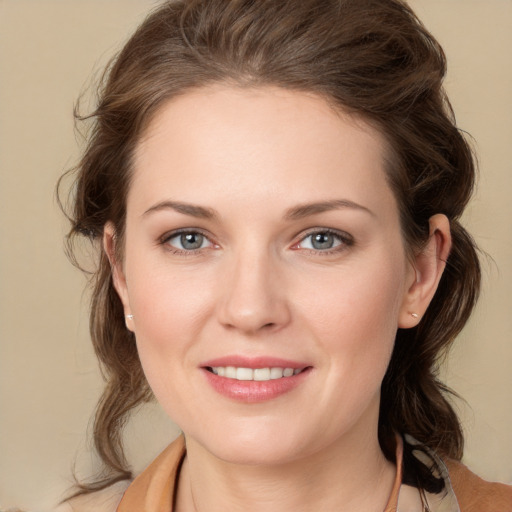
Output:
[130, 273, 210, 340]
[303, 255, 404, 337]
[124, 253, 215, 376]
[126, 269, 214, 420]
[300, 254, 405, 385]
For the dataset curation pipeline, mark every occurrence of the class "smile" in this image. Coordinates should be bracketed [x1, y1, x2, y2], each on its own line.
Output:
[202, 359, 312, 402]
[208, 366, 303, 381]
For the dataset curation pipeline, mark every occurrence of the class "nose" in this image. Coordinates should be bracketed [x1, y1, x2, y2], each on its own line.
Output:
[217, 250, 291, 335]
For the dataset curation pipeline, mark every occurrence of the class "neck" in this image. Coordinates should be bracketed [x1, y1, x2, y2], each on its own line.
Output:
[175, 422, 397, 512]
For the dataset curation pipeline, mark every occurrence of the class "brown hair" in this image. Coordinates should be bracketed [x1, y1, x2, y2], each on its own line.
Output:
[61, 0, 480, 494]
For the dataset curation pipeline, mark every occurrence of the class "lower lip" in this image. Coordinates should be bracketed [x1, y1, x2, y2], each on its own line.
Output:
[202, 368, 311, 403]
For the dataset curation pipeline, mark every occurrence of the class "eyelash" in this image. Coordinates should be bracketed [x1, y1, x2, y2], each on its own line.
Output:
[292, 228, 354, 255]
[159, 228, 354, 256]
[159, 228, 216, 256]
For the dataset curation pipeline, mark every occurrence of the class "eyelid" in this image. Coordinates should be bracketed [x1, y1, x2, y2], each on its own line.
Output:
[159, 228, 218, 253]
[291, 227, 354, 253]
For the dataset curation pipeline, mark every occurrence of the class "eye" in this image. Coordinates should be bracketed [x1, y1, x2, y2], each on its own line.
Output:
[163, 230, 214, 252]
[294, 229, 352, 252]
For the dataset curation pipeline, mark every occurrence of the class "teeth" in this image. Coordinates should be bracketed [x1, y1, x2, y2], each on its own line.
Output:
[225, 366, 236, 379]
[210, 366, 302, 381]
[254, 368, 270, 381]
[236, 367, 253, 380]
[270, 367, 284, 379]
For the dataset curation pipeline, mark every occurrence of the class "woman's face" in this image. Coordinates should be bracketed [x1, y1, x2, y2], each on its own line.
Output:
[113, 85, 416, 464]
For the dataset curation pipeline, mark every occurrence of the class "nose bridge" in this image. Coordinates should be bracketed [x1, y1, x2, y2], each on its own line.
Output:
[218, 243, 289, 333]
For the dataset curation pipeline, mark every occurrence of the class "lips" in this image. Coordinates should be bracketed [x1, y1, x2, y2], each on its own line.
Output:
[209, 366, 302, 381]
[201, 356, 312, 402]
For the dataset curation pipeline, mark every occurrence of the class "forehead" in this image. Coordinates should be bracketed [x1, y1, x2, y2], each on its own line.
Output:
[130, 85, 396, 218]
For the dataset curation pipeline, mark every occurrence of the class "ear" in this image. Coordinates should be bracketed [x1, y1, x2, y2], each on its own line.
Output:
[398, 214, 451, 328]
[103, 222, 134, 331]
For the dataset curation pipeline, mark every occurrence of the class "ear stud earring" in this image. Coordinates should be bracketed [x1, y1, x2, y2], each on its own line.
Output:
[410, 312, 419, 319]
[126, 314, 134, 320]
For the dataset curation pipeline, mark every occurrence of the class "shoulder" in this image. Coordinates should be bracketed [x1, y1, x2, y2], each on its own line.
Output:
[404, 435, 512, 512]
[54, 480, 130, 512]
[445, 459, 512, 512]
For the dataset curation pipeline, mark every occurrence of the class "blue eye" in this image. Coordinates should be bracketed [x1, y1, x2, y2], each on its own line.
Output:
[298, 230, 351, 252]
[164, 231, 212, 251]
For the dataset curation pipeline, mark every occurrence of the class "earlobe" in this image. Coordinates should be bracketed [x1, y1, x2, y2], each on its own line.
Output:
[103, 223, 134, 330]
[398, 214, 452, 328]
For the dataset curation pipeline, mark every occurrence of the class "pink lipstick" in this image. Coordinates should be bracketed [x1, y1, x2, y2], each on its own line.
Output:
[201, 356, 312, 403]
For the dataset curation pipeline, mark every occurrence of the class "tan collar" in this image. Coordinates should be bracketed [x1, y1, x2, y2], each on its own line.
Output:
[383, 434, 403, 511]
[117, 435, 185, 511]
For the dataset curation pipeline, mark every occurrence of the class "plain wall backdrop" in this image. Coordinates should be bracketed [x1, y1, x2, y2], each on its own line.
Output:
[0, 0, 511, 509]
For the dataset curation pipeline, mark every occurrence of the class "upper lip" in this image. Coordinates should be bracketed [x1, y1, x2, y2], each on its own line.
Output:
[201, 355, 310, 369]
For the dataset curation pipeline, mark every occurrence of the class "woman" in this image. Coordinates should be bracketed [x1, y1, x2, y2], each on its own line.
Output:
[59, 0, 512, 510]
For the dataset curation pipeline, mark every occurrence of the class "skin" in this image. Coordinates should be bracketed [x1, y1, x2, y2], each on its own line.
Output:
[105, 85, 451, 511]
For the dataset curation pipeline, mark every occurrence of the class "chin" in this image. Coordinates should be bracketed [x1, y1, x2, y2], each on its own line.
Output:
[211, 438, 304, 466]
[186, 417, 325, 467]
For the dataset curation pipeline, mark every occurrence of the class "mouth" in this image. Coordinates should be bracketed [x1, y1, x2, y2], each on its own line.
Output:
[205, 366, 307, 381]
[201, 361, 312, 402]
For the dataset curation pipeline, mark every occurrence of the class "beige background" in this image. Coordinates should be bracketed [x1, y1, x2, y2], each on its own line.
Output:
[0, 0, 511, 509]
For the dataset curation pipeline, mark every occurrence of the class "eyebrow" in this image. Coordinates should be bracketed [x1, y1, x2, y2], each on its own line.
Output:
[143, 200, 217, 220]
[142, 198, 374, 221]
[284, 199, 375, 220]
